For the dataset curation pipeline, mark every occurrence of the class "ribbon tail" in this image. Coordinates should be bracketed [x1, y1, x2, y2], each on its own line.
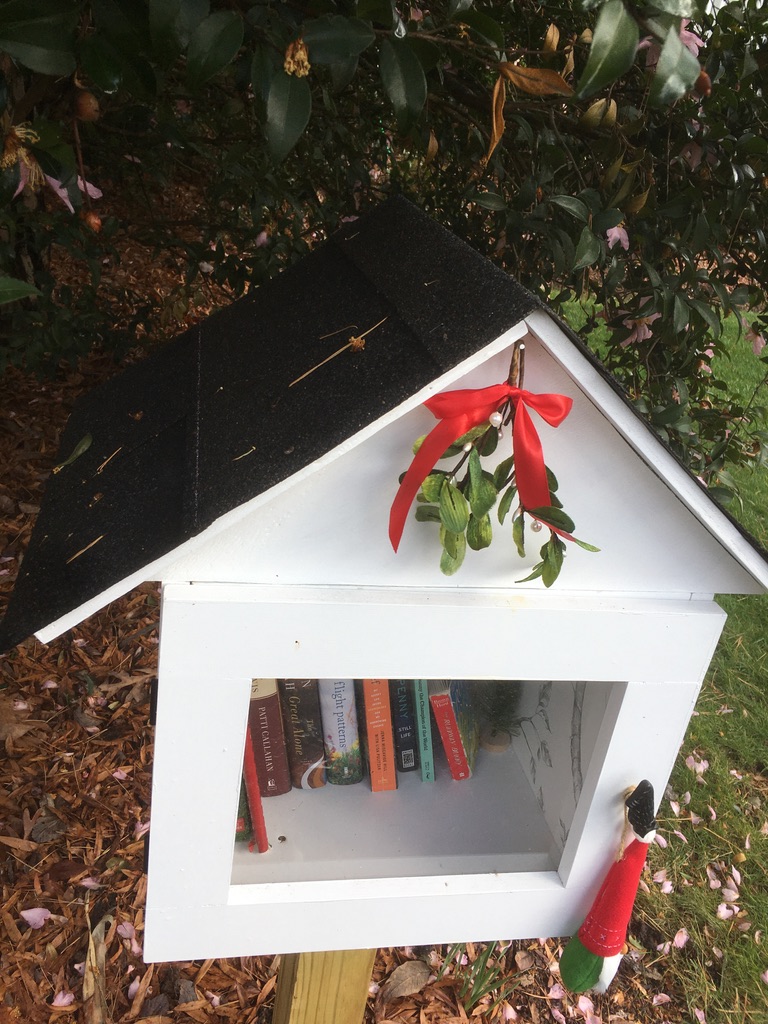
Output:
[512, 401, 552, 511]
[389, 417, 468, 551]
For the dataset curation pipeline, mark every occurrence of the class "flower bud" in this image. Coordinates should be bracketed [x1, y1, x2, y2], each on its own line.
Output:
[75, 90, 100, 122]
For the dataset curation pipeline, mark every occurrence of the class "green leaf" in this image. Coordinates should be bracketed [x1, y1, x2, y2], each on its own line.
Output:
[497, 483, 517, 525]
[516, 561, 545, 584]
[415, 504, 441, 523]
[266, 71, 312, 161]
[330, 56, 359, 93]
[512, 513, 525, 557]
[439, 524, 461, 558]
[186, 10, 243, 90]
[673, 293, 689, 333]
[251, 44, 275, 106]
[302, 15, 375, 65]
[690, 299, 722, 340]
[493, 455, 514, 491]
[440, 531, 466, 575]
[420, 471, 447, 503]
[541, 536, 565, 588]
[571, 537, 600, 552]
[380, 37, 427, 132]
[549, 195, 590, 222]
[473, 191, 506, 211]
[78, 34, 124, 93]
[467, 512, 493, 550]
[356, 0, 395, 27]
[439, 480, 470, 533]
[649, 0, 696, 18]
[0, 0, 79, 76]
[447, 0, 475, 17]
[528, 506, 576, 534]
[572, 226, 602, 271]
[648, 23, 701, 106]
[149, 0, 184, 60]
[0, 276, 42, 305]
[545, 466, 559, 493]
[453, 10, 504, 52]
[576, 0, 639, 100]
[467, 449, 498, 518]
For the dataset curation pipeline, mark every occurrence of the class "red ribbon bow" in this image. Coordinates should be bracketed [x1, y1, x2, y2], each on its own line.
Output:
[389, 383, 573, 551]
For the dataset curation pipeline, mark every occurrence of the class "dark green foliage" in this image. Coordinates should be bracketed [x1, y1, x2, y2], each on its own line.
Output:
[0, 0, 766, 504]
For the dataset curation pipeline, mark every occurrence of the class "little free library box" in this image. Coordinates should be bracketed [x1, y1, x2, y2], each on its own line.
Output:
[2, 197, 767, 962]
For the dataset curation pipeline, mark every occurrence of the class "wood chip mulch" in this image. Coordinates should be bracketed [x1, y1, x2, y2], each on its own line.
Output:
[0, 351, 686, 1024]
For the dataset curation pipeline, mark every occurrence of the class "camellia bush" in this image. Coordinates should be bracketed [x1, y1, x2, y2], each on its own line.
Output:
[0, 0, 766, 499]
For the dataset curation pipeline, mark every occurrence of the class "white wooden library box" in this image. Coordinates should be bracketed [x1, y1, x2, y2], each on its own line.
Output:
[1, 199, 766, 961]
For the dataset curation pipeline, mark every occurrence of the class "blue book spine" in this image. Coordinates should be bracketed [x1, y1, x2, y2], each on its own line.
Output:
[412, 679, 435, 782]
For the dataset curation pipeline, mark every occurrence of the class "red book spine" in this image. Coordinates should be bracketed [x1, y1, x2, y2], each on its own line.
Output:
[429, 691, 471, 780]
[248, 678, 291, 797]
[362, 678, 397, 792]
[242, 723, 269, 853]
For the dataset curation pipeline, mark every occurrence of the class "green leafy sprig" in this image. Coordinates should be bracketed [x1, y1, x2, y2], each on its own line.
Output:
[406, 402, 598, 585]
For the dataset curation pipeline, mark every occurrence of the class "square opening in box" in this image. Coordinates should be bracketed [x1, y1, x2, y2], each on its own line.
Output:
[230, 678, 620, 887]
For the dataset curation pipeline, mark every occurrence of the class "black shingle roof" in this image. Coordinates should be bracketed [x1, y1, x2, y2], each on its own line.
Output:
[0, 197, 541, 650]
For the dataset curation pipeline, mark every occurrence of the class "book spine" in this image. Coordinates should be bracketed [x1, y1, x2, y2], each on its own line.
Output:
[278, 679, 326, 789]
[390, 680, 419, 773]
[234, 776, 253, 842]
[242, 722, 269, 852]
[363, 678, 397, 792]
[412, 679, 435, 782]
[318, 679, 363, 785]
[248, 678, 292, 797]
[429, 685, 472, 781]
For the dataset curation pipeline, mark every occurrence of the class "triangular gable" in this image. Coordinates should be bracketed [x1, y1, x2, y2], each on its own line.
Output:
[156, 314, 767, 599]
[2, 198, 767, 649]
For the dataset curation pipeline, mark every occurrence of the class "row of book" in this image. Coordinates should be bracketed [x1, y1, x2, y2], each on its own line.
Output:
[236, 678, 482, 853]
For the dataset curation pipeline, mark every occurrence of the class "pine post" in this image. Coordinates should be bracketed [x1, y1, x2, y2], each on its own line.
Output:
[272, 949, 376, 1024]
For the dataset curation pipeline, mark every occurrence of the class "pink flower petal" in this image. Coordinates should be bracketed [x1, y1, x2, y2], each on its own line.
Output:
[51, 990, 75, 1007]
[127, 977, 141, 999]
[20, 907, 51, 929]
[694, 1010, 706, 1023]
[577, 995, 595, 1014]
[653, 833, 668, 848]
[673, 830, 689, 844]
[112, 769, 129, 780]
[674, 928, 689, 948]
[760, 970, 768, 984]
[548, 983, 566, 999]
[206, 991, 221, 1007]
[78, 876, 103, 889]
[717, 903, 737, 919]
[731, 867, 742, 886]
[653, 993, 671, 1005]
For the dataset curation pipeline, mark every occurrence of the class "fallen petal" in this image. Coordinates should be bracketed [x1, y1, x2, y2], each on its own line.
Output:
[20, 907, 51, 929]
[674, 928, 690, 948]
[51, 990, 75, 1007]
[653, 993, 671, 1005]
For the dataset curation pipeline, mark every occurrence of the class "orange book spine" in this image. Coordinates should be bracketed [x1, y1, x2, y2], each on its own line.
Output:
[362, 678, 397, 792]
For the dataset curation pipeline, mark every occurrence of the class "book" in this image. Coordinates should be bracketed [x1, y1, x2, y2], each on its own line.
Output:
[248, 678, 292, 797]
[318, 678, 363, 785]
[412, 679, 436, 782]
[428, 680, 480, 781]
[241, 722, 269, 852]
[362, 678, 397, 792]
[234, 777, 253, 842]
[278, 678, 326, 789]
[389, 679, 420, 773]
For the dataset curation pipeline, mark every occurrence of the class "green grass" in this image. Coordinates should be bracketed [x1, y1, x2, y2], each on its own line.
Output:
[638, 323, 768, 1020]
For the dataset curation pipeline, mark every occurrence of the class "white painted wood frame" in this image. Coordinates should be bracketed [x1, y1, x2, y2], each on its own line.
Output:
[144, 582, 724, 961]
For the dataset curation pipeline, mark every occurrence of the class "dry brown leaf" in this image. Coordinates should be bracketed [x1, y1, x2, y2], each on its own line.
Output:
[544, 23, 560, 52]
[482, 74, 507, 166]
[500, 63, 574, 97]
[379, 959, 432, 1005]
[0, 693, 42, 741]
[83, 911, 113, 1024]
[514, 949, 534, 972]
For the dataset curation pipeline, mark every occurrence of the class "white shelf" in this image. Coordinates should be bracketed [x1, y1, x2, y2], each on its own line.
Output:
[231, 744, 554, 886]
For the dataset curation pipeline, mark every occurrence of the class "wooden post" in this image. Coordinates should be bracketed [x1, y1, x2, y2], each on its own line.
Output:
[272, 949, 376, 1024]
